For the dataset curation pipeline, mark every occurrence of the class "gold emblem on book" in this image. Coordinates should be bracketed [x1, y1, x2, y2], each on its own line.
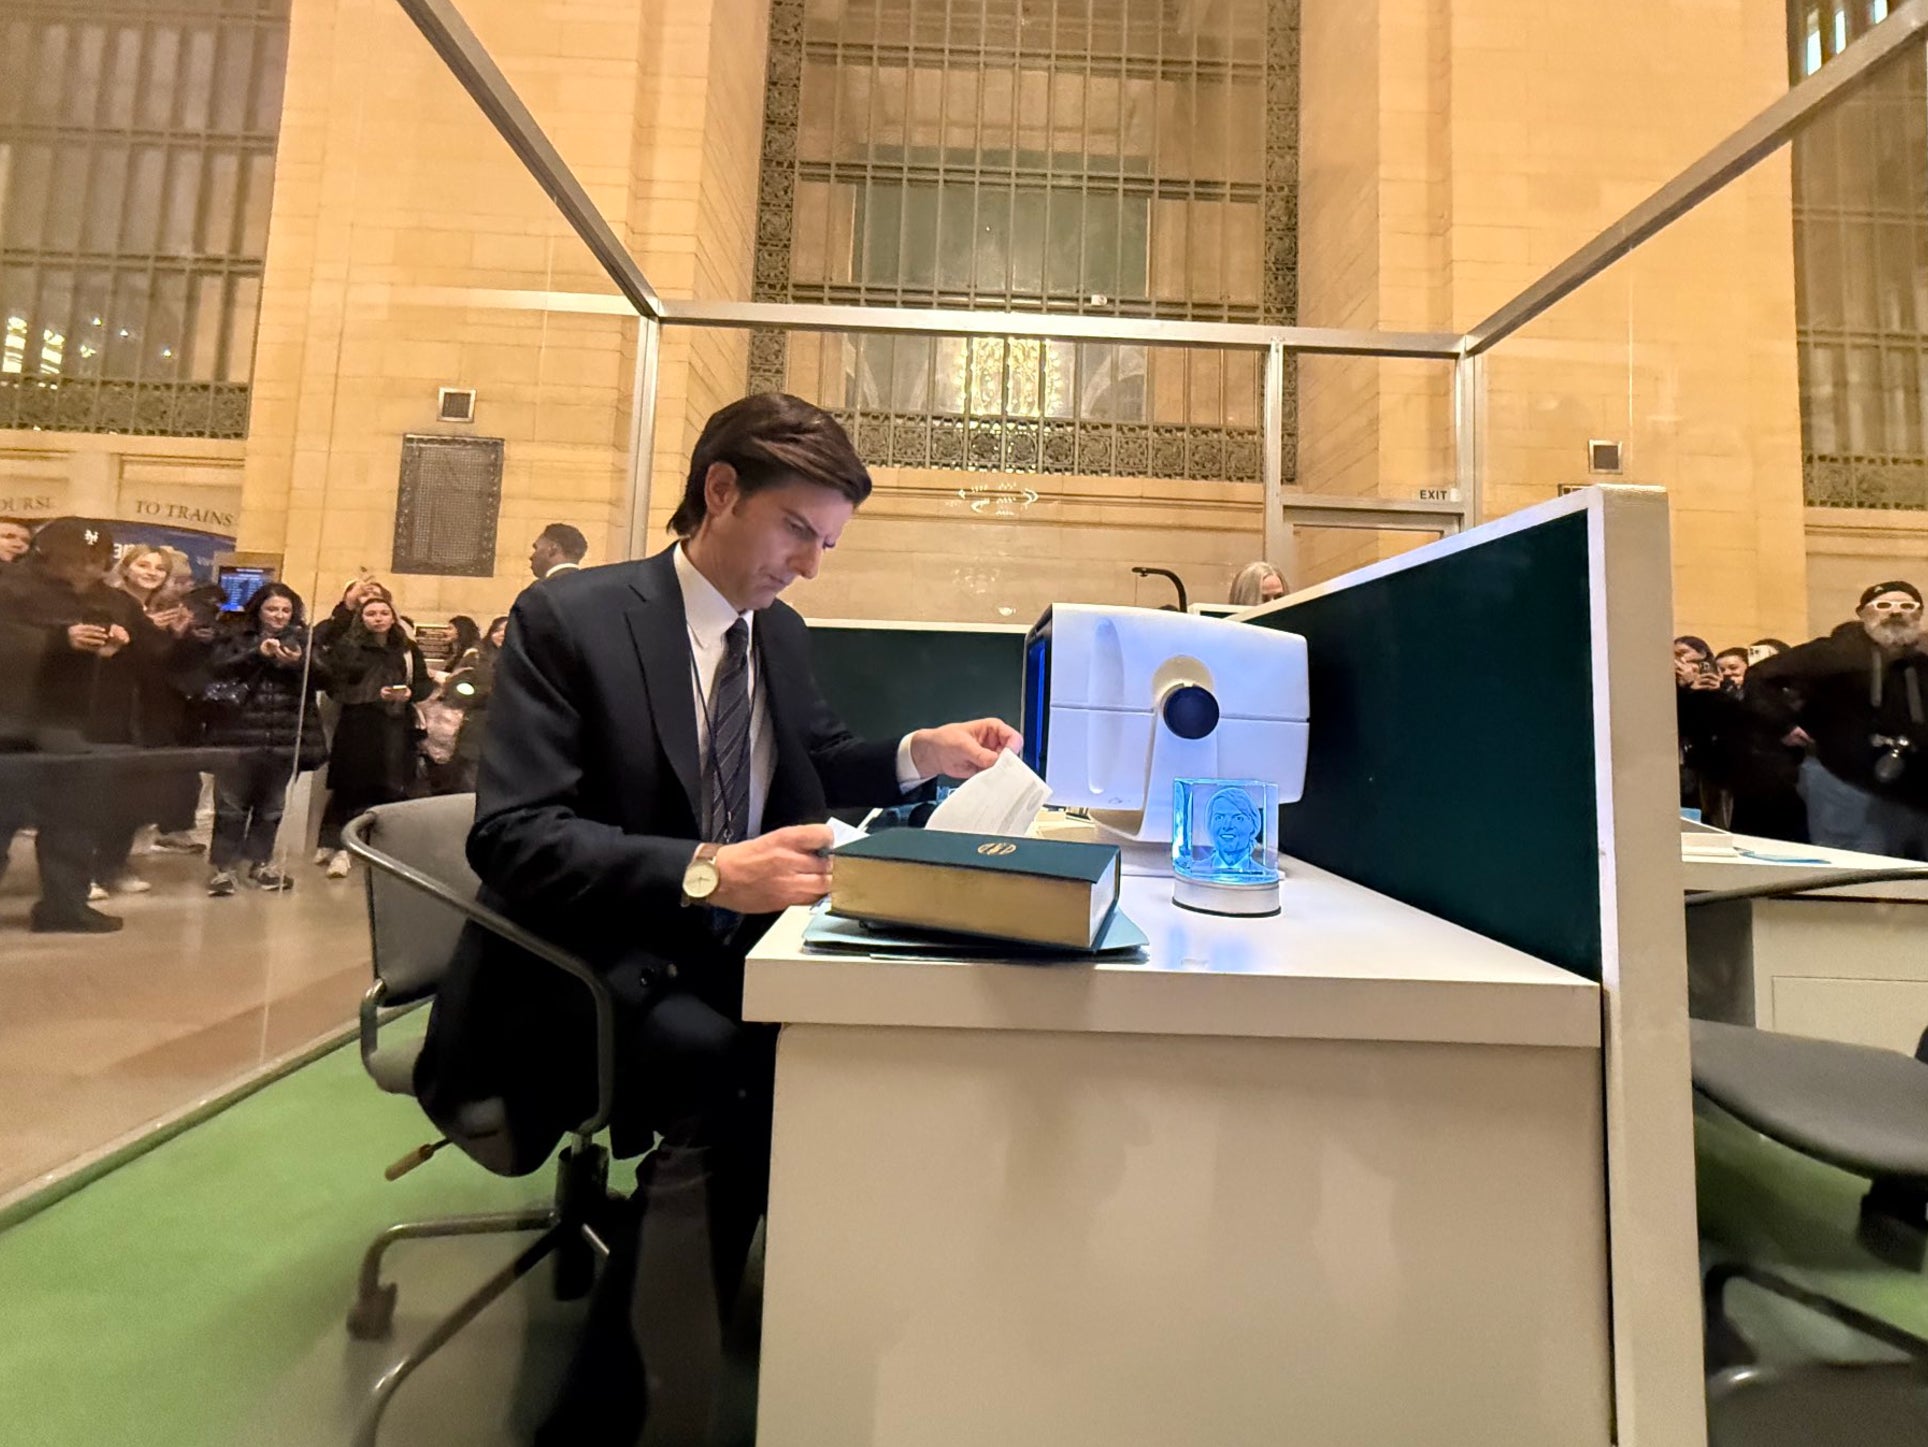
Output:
[976, 841, 1018, 856]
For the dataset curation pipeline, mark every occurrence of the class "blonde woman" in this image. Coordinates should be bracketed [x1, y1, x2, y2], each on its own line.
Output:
[100, 545, 208, 883]
[1228, 561, 1287, 607]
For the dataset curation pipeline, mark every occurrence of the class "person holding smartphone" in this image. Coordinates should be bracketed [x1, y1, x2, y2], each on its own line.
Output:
[201, 583, 327, 895]
[315, 586, 430, 877]
[0, 518, 145, 931]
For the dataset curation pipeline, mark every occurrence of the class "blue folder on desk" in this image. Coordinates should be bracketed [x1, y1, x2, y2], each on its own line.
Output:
[803, 905, 1148, 962]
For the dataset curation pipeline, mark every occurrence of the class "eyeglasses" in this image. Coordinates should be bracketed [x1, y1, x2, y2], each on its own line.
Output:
[1868, 598, 1922, 614]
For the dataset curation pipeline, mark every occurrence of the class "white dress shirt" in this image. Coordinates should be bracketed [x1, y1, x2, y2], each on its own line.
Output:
[674, 545, 926, 841]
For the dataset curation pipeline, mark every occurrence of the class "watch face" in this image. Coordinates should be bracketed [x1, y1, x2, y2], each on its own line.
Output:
[685, 858, 720, 899]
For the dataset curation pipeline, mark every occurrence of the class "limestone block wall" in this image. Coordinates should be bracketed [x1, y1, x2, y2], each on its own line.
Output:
[1295, 0, 1808, 646]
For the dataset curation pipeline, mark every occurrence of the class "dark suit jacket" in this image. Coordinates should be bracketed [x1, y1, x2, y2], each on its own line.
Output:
[414, 546, 908, 1168]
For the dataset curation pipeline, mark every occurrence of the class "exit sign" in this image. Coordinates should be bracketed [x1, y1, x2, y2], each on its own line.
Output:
[1417, 488, 1459, 503]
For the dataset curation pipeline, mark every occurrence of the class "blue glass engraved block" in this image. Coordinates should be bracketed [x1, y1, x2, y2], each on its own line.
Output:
[1171, 777, 1281, 917]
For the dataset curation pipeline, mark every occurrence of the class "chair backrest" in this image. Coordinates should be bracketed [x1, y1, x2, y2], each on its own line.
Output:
[355, 794, 481, 1003]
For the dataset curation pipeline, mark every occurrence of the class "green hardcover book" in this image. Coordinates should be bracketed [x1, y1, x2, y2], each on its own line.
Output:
[830, 829, 1122, 950]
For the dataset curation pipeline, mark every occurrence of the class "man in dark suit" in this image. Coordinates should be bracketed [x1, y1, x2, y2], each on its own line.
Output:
[417, 393, 1019, 1442]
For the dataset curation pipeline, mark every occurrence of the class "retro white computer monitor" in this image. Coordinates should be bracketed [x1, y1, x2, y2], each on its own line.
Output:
[1020, 604, 1309, 860]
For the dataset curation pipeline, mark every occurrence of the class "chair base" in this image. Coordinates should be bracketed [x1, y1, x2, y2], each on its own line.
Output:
[348, 1139, 620, 1446]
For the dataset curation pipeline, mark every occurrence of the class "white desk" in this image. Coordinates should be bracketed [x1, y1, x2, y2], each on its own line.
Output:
[1683, 831, 1928, 1053]
[744, 860, 1611, 1447]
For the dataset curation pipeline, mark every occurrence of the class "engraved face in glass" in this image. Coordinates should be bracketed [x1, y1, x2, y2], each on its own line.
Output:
[1207, 788, 1261, 872]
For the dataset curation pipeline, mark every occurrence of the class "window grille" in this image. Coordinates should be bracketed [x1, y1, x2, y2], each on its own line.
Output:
[0, 1, 289, 439]
[1790, 0, 1928, 507]
[752, 0, 1298, 481]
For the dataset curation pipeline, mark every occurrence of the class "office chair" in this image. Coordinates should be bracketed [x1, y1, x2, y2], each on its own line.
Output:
[1702, 1264, 1928, 1445]
[1685, 868, 1928, 1272]
[341, 794, 620, 1447]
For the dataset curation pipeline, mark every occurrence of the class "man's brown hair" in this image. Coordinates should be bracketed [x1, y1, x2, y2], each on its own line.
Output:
[669, 393, 871, 537]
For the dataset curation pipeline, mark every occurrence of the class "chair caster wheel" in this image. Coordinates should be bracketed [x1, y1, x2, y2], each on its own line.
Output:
[552, 1235, 595, 1302]
[346, 1283, 398, 1340]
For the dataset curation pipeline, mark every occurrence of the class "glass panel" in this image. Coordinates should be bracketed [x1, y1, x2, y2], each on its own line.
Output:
[101, 23, 140, 131]
[251, 22, 288, 133]
[187, 271, 223, 379]
[140, 25, 181, 130]
[104, 269, 148, 373]
[148, 270, 188, 382]
[82, 144, 128, 253]
[178, 25, 217, 131]
[241, 151, 275, 255]
[212, 23, 254, 134]
[69, 267, 109, 376]
[160, 150, 202, 255]
[1, 142, 54, 249]
[42, 143, 87, 251]
[200, 151, 239, 255]
[122, 145, 166, 253]
[64, 22, 107, 129]
[223, 274, 258, 383]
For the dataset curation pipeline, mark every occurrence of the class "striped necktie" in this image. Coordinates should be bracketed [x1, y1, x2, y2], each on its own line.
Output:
[707, 618, 752, 846]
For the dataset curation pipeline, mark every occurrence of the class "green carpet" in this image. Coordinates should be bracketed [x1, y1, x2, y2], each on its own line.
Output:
[0, 1033, 550, 1447]
[1, 1036, 1922, 1446]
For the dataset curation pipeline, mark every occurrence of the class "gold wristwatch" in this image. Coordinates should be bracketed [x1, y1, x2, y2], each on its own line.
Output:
[681, 842, 721, 906]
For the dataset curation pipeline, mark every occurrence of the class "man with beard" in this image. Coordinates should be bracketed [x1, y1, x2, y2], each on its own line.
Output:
[1747, 580, 1928, 858]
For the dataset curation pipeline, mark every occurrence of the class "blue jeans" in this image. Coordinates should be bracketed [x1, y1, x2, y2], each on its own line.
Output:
[1798, 756, 1928, 860]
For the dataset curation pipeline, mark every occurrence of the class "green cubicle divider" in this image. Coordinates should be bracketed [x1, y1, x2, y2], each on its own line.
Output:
[805, 622, 1026, 748]
[1247, 512, 1603, 980]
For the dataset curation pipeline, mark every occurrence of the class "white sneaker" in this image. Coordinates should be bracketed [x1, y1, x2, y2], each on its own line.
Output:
[313, 847, 333, 867]
[88, 882, 109, 902]
[326, 850, 352, 879]
[107, 872, 153, 895]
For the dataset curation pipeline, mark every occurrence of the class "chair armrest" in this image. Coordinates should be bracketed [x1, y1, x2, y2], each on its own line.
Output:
[343, 810, 617, 1138]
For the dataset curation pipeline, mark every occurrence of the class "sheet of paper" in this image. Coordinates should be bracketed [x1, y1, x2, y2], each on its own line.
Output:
[924, 749, 1052, 838]
[827, 816, 867, 849]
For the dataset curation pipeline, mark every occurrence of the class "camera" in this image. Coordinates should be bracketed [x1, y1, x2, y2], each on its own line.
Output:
[1872, 733, 1915, 785]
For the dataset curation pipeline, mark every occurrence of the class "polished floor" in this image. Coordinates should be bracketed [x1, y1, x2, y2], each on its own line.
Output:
[0, 802, 371, 1204]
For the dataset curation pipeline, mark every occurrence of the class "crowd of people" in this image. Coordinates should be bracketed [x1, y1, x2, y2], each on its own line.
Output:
[1676, 579, 1928, 859]
[0, 516, 527, 933]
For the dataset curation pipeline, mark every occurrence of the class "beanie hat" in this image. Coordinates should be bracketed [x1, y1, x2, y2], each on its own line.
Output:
[1859, 580, 1923, 609]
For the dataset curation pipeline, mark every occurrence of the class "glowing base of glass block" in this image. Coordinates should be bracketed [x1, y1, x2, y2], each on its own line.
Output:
[1172, 874, 1281, 918]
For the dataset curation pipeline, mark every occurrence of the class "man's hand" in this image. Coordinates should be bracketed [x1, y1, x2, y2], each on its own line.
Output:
[97, 623, 131, 659]
[908, 718, 1024, 779]
[66, 623, 110, 653]
[711, 824, 833, 914]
